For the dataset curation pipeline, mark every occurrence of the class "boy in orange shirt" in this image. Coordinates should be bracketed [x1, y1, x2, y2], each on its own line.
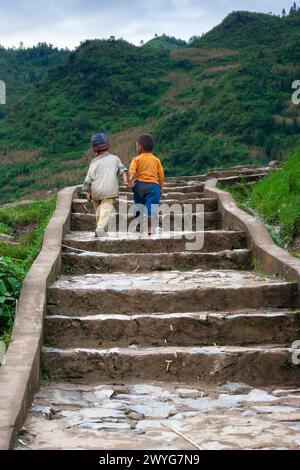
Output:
[129, 134, 165, 235]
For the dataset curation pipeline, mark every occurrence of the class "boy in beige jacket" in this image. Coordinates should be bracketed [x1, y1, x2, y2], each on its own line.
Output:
[83, 132, 128, 237]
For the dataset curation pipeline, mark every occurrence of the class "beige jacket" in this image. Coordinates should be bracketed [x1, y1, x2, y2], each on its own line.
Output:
[83, 153, 127, 201]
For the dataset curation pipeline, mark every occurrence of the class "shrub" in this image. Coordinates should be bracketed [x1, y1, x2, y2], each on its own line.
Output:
[0, 257, 25, 341]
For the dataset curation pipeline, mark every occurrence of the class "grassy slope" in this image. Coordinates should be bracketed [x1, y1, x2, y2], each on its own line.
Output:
[0, 197, 56, 344]
[249, 144, 300, 247]
[0, 12, 300, 202]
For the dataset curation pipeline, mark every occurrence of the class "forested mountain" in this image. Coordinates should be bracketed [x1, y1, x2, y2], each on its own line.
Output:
[143, 35, 187, 49]
[0, 7, 300, 202]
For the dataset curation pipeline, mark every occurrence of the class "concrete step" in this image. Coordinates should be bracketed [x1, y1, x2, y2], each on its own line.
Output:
[63, 230, 247, 254]
[70, 212, 221, 232]
[62, 249, 251, 274]
[45, 309, 300, 349]
[41, 344, 300, 386]
[47, 270, 298, 316]
[72, 198, 218, 213]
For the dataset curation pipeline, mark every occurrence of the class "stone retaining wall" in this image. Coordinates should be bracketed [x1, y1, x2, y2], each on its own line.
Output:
[0, 186, 78, 450]
[204, 179, 300, 296]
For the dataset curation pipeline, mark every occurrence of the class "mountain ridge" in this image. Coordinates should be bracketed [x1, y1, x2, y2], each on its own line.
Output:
[0, 8, 300, 202]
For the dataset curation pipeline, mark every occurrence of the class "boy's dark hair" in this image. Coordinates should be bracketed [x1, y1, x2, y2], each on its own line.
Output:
[138, 134, 154, 152]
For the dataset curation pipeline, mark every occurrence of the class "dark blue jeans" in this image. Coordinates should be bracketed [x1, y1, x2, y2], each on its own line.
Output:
[132, 181, 161, 217]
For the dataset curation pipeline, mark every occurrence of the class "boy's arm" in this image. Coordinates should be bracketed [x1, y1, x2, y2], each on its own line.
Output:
[83, 165, 93, 200]
[158, 160, 165, 189]
[122, 171, 129, 186]
[128, 158, 138, 185]
[117, 159, 129, 186]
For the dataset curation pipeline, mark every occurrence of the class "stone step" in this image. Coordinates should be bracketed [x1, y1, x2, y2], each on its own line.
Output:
[79, 191, 204, 201]
[166, 175, 207, 183]
[163, 181, 200, 186]
[129, 191, 205, 200]
[62, 249, 251, 274]
[47, 270, 298, 316]
[207, 168, 271, 179]
[72, 198, 218, 213]
[119, 184, 205, 194]
[70, 212, 221, 232]
[162, 181, 206, 187]
[217, 173, 267, 187]
[41, 344, 300, 386]
[63, 230, 247, 254]
[45, 309, 300, 349]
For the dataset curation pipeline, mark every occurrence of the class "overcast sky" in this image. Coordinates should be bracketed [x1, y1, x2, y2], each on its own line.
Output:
[0, 0, 296, 49]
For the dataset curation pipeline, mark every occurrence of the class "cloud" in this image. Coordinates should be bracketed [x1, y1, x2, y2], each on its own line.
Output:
[0, 0, 296, 48]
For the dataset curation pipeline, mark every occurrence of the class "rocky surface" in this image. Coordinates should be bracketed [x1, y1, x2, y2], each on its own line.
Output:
[18, 381, 300, 450]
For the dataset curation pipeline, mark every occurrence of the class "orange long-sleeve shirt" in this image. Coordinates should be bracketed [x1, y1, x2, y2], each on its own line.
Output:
[129, 152, 165, 188]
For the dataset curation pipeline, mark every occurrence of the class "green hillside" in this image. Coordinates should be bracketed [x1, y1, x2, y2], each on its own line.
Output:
[143, 35, 187, 49]
[0, 8, 300, 203]
[156, 9, 300, 174]
[0, 39, 170, 152]
[191, 10, 298, 49]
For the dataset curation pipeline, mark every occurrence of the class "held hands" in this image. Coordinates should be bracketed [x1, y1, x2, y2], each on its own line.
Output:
[126, 176, 135, 188]
[122, 171, 133, 188]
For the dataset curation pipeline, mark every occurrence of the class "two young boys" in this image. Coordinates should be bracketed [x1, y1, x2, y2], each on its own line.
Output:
[83, 132, 164, 237]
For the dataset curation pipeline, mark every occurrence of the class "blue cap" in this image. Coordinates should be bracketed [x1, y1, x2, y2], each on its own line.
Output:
[91, 132, 111, 149]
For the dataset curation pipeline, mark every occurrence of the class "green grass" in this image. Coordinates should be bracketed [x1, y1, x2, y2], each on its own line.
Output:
[0, 196, 56, 344]
[220, 146, 300, 250]
[248, 147, 300, 245]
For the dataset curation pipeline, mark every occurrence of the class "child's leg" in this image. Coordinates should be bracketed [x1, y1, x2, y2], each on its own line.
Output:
[96, 198, 116, 235]
[144, 184, 161, 234]
[133, 182, 147, 232]
[92, 200, 101, 225]
[133, 182, 147, 211]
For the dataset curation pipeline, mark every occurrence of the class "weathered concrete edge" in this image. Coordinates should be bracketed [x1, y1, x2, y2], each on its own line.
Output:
[0, 186, 78, 450]
[204, 178, 300, 294]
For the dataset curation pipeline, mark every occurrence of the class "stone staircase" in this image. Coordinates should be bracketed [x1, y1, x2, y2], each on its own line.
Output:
[42, 174, 300, 387]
